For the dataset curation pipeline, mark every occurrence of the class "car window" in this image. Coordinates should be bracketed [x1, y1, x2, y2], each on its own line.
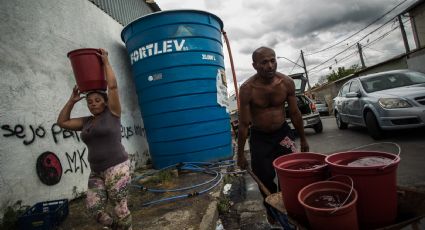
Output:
[349, 80, 360, 93]
[340, 82, 350, 97]
[405, 71, 425, 84]
[361, 71, 425, 93]
[293, 79, 302, 91]
[299, 96, 309, 104]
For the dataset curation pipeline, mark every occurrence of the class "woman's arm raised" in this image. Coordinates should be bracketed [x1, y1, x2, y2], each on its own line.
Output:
[98, 48, 121, 117]
[57, 85, 85, 131]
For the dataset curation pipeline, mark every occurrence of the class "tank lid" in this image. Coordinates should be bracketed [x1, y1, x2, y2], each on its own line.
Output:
[121, 9, 224, 42]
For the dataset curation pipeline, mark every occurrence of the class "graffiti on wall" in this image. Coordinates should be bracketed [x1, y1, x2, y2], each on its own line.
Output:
[2, 121, 146, 185]
[34, 148, 88, 185]
[121, 124, 145, 139]
[36, 151, 63, 186]
[64, 147, 88, 174]
[1, 123, 146, 145]
[1, 123, 80, 145]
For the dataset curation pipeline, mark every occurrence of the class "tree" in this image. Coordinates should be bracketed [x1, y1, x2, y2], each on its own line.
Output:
[326, 64, 361, 82]
[317, 75, 328, 85]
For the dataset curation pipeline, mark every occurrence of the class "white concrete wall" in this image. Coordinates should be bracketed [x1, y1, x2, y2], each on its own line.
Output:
[411, 2, 425, 48]
[408, 52, 425, 73]
[0, 0, 150, 215]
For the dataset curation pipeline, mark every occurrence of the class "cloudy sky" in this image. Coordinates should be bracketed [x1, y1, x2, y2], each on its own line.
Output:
[155, 0, 417, 95]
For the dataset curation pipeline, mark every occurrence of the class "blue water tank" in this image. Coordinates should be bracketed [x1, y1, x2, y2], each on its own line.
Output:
[121, 10, 232, 169]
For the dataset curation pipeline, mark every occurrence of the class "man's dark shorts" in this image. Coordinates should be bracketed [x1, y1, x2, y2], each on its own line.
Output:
[249, 122, 296, 198]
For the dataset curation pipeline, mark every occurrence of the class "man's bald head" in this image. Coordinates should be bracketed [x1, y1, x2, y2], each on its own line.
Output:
[252, 47, 275, 63]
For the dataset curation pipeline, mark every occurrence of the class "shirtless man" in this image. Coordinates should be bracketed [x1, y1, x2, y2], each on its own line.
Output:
[237, 46, 309, 224]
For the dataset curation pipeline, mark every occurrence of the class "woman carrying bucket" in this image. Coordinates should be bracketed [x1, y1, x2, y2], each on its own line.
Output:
[57, 48, 132, 230]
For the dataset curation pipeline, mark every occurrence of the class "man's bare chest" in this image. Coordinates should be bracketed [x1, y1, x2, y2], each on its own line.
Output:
[251, 88, 287, 108]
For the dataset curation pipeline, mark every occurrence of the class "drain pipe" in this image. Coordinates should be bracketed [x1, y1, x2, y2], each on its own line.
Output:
[222, 30, 240, 111]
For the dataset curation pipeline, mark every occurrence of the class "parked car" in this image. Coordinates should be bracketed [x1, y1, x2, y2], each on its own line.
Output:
[314, 100, 330, 116]
[285, 73, 323, 133]
[333, 69, 425, 139]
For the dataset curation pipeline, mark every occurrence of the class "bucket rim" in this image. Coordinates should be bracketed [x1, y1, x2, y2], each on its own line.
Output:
[325, 151, 401, 169]
[67, 48, 100, 58]
[273, 152, 328, 172]
[121, 9, 224, 42]
[298, 180, 358, 213]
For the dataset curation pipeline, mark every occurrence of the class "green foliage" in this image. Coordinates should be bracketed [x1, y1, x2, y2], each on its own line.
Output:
[144, 169, 174, 186]
[326, 64, 361, 82]
[1, 200, 28, 230]
[217, 196, 231, 213]
[222, 174, 234, 185]
[157, 170, 173, 182]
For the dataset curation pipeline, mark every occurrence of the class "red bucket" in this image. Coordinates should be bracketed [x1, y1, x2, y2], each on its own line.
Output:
[273, 152, 328, 220]
[298, 180, 359, 230]
[67, 48, 106, 93]
[325, 151, 400, 229]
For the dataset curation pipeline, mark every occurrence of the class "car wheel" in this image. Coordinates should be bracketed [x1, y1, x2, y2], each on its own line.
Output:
[314, 120, 323, 133]
[365, 111, 384, 140]
[335, 112, 348, 129]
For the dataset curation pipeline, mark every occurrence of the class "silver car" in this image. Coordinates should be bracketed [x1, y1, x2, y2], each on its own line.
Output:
[333, 69, 425, 139]
[315, 100, 330, 116]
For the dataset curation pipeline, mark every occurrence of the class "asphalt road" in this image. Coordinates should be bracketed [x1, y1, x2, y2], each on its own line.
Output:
[298, 115, 425, 189]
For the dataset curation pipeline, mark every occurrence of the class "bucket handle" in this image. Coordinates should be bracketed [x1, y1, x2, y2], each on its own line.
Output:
[327, 175, 354, 214]
[349, 142, 401, 170]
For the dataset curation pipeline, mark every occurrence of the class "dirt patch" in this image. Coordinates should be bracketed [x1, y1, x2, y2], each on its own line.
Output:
[59, 169, 222, 229]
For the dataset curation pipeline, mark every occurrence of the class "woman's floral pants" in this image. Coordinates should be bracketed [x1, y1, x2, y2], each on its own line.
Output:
[86, 160, 132, 230]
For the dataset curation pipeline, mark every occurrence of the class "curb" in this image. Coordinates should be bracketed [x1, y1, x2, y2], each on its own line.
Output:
[199, 200, 219, 230]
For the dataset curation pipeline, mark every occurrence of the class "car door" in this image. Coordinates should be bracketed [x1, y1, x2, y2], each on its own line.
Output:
[337, 82, 351, 122]
[345, 79, 363, 125]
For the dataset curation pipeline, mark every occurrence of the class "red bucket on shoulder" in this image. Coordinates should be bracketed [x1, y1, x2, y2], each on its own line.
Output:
[67, 48, 107, 93]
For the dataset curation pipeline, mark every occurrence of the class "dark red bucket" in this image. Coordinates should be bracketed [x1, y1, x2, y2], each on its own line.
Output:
[298, 180, 359, 230]
[67, 48, 106, 93]
[273, 152, 328, 220]
[325, 151, 400, 229]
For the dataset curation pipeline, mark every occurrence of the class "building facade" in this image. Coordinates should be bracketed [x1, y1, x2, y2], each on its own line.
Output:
[0, 0, 156, 217]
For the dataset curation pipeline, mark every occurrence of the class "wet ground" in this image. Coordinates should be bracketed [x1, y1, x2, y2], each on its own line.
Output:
[59, 167, 225, 230]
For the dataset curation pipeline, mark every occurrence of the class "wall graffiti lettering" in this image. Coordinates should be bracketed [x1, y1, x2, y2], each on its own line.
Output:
[64, 147, 88, 174]
[134, 125, 145, 137]
[121, 125, 145, 139]
[1, 123, 80, 145]
[1, 124, 47, 145]
[51, 123, 80, 144]
[2, 122, 145, 145]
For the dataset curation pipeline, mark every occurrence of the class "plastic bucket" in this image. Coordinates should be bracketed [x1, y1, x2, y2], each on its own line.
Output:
[273, 152, 328, 220]
[67, 48, 106, 93]
[325, 151, 400, 228]
[298, 180, 358, 230]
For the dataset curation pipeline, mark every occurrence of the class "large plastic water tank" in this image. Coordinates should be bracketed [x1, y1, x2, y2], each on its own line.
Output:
[121, 10, 232, 168]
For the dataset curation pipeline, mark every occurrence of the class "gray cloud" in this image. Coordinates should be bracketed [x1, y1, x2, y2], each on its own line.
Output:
[157, 0, 417, 86]
[224, 26, 259, 41]
[240, 45, 255, 55]
[205, 0, 224, 10]
[236, 0, 411, 41]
